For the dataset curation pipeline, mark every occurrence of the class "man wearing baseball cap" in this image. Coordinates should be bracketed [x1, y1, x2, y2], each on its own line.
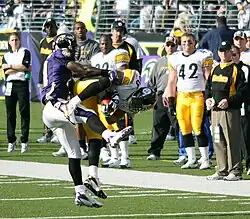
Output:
[206, 40, 247, 181]
[234, 30, 250, 65]
[147, 36, 178, 160]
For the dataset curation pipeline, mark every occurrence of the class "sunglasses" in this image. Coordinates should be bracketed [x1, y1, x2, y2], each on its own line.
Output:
[166, 43, 175, 47]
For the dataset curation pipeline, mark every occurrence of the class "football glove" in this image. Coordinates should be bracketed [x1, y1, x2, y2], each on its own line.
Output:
[168, 97, 176, 116]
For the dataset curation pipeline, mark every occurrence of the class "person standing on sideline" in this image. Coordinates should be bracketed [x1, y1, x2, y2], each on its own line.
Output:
[36, 18, 58, 144]
[2, 32, 31, 153]
[147, 36, 177, 160]
[231, 45, 250, 174]
[206, 41, 246, 181]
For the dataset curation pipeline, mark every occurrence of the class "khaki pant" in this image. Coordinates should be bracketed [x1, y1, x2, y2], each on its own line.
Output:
[211, 109, 242, 176]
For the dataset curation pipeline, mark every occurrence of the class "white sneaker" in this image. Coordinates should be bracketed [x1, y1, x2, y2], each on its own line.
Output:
[84, 176, 107, 199]
[146, 154, 160, 160]
[165, 134, 175, 141]
[100, 147, 111, 163]
[108, 126, 132, 148]
[119, 158, 131, 168]
[50, 135, 60, 144]
[173, 156, 187, 165]
[181, 159, 198, 169]
[7, 141, 17, 152]
[128, 135, 137, 144]
[223, 173, 243, 181]
[80, 148, 88, 160]
[199, 159, 211, 170]
[52, 147, 67, 157]
[206, 172, 224, 180]
[36, 135, 51, 143]
[21, 143, 28, 153]
[75, 192, 103, 207]
[102, 158, 120, 168]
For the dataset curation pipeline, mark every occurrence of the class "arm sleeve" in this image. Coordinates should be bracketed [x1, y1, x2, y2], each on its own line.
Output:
[205, 71, 213, 100]
[22, 49, 31, 68]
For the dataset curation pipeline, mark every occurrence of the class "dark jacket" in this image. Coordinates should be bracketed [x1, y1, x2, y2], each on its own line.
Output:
[199, 25, 235, 62]
[205, 62, 247, 109]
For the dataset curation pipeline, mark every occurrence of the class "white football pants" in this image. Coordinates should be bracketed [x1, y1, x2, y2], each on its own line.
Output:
[42, 101, 95, 159]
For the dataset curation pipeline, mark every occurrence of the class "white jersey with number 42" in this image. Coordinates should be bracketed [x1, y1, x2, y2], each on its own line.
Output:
[168, 49, 213, 92]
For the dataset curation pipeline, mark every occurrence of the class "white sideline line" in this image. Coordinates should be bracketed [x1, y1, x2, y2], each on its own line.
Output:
[0, 193, 194, 201]
[0, 180, 58, 184]
[240, 202, 250, 205]
[1, 160, 250, 197]
[119, 190, 168, 194]
[209, 198, 250, 202]
[0, 176, 8, 178]
[2, 211, 250, 218]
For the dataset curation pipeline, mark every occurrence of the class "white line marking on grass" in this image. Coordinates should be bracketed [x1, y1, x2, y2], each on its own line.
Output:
[38, 183, 72, 186]
[119, 190, 168, 194]
[0, 178, 34, 182]
[239, 202, 250, 205]
[209, 198, 250, 202]
[63, 187, 141, 191]
[2, 211, 250, 218]
[0, 180, 58, 184]
[0, 193, 194, 201]
[177, 195, 227, 199]
[0, 176, 8, 178]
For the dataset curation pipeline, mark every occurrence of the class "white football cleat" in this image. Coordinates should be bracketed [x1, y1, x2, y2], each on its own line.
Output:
[199, 159, 211, 170]
[50, 135, 60, 144]
[75, 192, 103, 207]
[36, 135, 51, 143]
[7, 141, 17, 152]
[21, 143, 28, 153]
[128, 135, 137, 144]
[52, 146, 67, 157]
[84, 176, 107, 199]
[119, 158, 131, 168]
[173, 156, 187, 165]
[181, 159, 198, 169]
[102, 158, 120, 168]
[100, 147, 111, 163]
[108, 126, 132, 148]
[146, 154, 160, 160]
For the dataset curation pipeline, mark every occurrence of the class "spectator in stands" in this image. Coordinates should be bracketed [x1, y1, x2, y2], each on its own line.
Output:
[147, 36, 177, 160]
[139, 3, 153, 32]
[36, 18, 58, 144]
[7, 0, 25, 30]
[199, 16, 235, 62]
[2, 32, 31, 153]
[245, 31, 250, 49]
[231, 44, 250, 175]
[234, 31, 250, 65]
[206, 41, 246, 181]
[114, 0, 129, 20]
[235, 0, 250, 29]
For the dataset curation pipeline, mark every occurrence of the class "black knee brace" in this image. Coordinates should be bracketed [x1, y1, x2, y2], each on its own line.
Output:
[88, 139, 102, 166]
[182, 133, 195, 148]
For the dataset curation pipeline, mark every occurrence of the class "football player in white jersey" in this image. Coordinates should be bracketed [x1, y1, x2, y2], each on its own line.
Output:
[163, 33, 213, 169]
[233, 30, 250, 65]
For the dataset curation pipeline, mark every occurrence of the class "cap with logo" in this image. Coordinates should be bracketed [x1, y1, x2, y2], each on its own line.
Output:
[111, 20, 127, 34]
[42, 18, 57, 32]
[218, 41, 231, 52]
[233, 30, 246, 39]
[165, 36, 177, 44]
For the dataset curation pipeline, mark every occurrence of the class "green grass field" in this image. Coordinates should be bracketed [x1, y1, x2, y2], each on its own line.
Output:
[0, 101, 250, 218]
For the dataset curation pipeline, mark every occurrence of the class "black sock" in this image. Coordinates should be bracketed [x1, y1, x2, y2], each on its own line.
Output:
[78, 77, 111, 101]
[88, 139, 102, 166]
[68, 158, 83, 186]
[79, 139, 87, 152]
